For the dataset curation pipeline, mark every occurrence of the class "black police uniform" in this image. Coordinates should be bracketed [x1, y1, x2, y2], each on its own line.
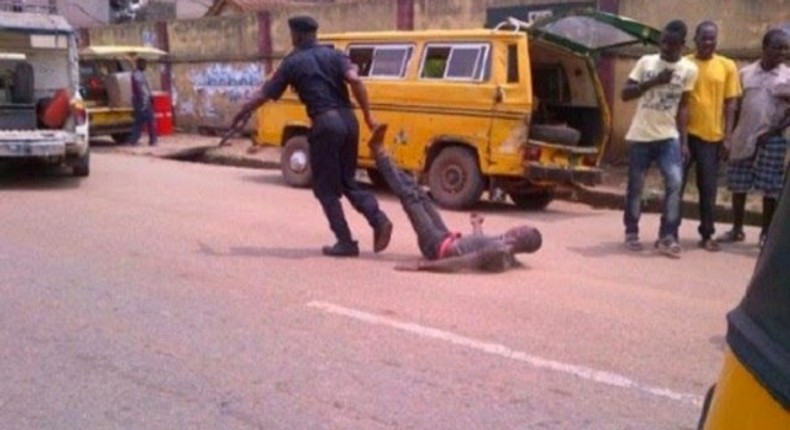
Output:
[259, 23, 388, 247]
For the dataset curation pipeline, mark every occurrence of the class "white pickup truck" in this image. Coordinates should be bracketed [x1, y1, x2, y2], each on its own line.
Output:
[0, 7, 90, 177]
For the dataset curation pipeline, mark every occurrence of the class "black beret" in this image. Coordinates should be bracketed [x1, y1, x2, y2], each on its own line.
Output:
[288, 15, 318, 33]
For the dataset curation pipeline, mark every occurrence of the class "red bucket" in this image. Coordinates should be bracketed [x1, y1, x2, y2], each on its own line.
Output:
[151, 91, 173, 135]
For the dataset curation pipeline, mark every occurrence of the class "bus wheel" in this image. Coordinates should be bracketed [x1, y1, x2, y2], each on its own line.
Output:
[281, 135, 312, 188]
[427, 147, 483, 210]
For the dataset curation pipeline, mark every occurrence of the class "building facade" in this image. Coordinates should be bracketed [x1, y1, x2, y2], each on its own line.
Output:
[85, 0, 789, 157]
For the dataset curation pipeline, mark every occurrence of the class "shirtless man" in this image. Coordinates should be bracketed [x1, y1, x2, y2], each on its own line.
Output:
[367, 125, 542, 272]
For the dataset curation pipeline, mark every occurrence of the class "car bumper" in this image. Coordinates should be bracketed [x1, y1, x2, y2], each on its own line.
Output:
[525, 162, 603, 186]
[0, 134, 88, 158]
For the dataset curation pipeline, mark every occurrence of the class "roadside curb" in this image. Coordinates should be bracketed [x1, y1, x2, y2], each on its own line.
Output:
[114, 137, 764, 228]
[571, 185, 763, 226]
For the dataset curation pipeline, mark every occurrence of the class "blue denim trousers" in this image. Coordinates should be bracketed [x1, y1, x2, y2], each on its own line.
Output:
[129, 106, 157, 145]
[374, 151, 450, 259]
[623, 138, 683, 240]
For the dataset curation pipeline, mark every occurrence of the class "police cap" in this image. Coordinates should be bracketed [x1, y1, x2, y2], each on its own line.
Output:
[288, 15, 319, 33]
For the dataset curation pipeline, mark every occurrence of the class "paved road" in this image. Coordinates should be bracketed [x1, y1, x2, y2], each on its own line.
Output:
[0, 153, 762, 429]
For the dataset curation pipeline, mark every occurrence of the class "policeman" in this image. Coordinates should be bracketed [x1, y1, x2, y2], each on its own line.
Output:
[230, 15, 393, 257]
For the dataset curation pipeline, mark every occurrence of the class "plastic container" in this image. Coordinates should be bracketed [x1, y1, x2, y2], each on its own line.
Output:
[151, 91, 173, 135]
[41, 88, 70, 129]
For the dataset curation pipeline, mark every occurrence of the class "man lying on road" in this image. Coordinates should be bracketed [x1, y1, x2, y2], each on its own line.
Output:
[367, 125, 542, 273]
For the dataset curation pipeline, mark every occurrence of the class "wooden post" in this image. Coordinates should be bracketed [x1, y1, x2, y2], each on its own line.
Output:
[257, 11, 273, 74]
[154, 21, 171, 94]
[596, 0, 620, 124]
[396, 0, 414, 30]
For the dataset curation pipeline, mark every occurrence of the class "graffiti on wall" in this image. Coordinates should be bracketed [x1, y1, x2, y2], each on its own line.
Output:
[173, 62, 265, 128]
[191, 63, 263, 103]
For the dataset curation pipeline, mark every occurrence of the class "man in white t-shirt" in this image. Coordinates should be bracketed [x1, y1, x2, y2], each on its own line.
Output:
[621, 20, 698, 259]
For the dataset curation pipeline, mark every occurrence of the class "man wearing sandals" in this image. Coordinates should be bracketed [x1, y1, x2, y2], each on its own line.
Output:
[717, 28, 790, 249]
[621, 20, 698, 259]
[681, 21, 741, 252]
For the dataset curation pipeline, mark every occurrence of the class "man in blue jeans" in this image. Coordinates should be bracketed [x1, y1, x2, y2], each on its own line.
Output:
[127, 57, 157, 146]
[621, 20, 698, 258]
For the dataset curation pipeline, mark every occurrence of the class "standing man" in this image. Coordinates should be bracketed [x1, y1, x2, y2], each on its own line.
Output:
[681, 21, 741, 252]
[621, 20, 698, 259]
[717, 28, 790, 248]
[229, 15, 393, 257]
[128, 57, 157, 146]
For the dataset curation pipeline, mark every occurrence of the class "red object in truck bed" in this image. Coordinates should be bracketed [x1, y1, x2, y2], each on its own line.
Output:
[41, 88, 70, 129]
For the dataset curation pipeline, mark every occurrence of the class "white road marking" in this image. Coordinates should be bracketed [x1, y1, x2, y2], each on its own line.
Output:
[307, 301, 703, 407]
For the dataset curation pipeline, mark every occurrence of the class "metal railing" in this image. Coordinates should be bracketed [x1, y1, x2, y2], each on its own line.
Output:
[0, 0, 57, 14]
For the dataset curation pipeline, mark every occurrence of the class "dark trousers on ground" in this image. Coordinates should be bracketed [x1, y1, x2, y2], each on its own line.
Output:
[129, 107, 157, 145]
[680, 135, 721, 240]
[374, 151, 449, 259]
[308, 108, 387, 244]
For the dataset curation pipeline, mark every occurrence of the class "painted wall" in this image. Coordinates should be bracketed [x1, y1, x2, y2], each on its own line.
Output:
[620, 0, 789, 57]
[412, 0, 592, 29]
[263, 0, 399, 54]
[167, 14, 262, 129]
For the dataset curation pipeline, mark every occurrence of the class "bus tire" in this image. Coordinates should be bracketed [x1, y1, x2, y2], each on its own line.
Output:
[427, 146, 484, 210]
[12, 62, 35, 104]
[529, 124, 580, 146]
[281, 135, 312, 188]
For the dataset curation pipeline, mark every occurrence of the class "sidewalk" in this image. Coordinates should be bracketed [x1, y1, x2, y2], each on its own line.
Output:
[93, 133, 764, 226]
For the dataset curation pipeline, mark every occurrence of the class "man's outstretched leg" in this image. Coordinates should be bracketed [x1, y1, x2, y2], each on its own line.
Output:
[368, 125, 450, 259]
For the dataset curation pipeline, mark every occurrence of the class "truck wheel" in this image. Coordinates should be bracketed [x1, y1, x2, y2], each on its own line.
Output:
[510, 190, 554, 210]
[72, 151, 90, 177]
[281, 135, 311, 188]
[427, 147, 484, 210]
[111, 133, 131, 144]
[529, 124, 581, 146]
[12, 62, 35, 104]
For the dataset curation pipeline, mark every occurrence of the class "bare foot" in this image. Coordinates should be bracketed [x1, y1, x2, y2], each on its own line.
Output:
[368, 123, 388, 153]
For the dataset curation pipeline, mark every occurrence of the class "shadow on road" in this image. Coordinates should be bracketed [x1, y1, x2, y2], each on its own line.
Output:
[567, 238, 760, 259]
[197, 241, 414, 262]
[0, 163, 83, 191]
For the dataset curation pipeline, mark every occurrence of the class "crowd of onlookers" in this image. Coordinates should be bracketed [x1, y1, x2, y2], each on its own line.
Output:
[620, 19, 789, 258]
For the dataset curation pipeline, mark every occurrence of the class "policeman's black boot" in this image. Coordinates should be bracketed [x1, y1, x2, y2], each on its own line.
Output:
[322, 241, 360, 257]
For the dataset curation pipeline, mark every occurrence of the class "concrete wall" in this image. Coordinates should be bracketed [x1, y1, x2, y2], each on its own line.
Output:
[167, 14, 262, 129]
[263, 0, 399, 53]
[620, 0, 789, 57]
[413, 0, 590, 29]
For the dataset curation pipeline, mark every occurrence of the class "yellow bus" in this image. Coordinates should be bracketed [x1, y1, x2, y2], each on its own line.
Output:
[254, 12, 659, 210]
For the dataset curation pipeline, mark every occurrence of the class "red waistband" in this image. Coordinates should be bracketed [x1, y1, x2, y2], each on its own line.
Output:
[437, 232, 461, 259]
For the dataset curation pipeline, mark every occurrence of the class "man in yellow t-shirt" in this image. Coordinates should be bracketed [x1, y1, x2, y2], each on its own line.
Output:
[681, 21, 742, 251]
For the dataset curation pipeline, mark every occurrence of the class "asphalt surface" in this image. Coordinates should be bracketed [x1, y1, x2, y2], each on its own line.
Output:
[0, 151, 763, 429]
